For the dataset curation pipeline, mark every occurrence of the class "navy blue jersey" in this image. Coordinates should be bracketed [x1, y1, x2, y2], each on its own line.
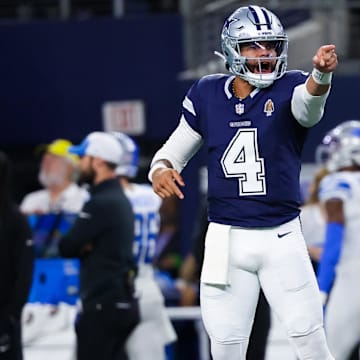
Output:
[182, 71, 310, 227]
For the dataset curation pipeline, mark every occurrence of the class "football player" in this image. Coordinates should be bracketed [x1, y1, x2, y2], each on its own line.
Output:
[20, 139, 88, 348]
[113, 132, 177, 360]
[148, 5, 337, 360]
[316, 120, 360, 359]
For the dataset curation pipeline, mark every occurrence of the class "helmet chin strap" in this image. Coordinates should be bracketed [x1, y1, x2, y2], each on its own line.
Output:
[246, 74, 275, 88]
[240, 62, 276, 88]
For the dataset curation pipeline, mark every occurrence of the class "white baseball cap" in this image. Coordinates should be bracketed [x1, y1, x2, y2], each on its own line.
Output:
[68, 132, 123, 164]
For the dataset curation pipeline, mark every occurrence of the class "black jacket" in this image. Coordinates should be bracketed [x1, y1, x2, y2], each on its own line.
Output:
[0, 204, 34, 324]
[59, 178, 136, 308]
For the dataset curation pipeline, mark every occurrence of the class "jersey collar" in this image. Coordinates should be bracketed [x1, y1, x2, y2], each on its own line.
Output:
[224, 75, 260, 100]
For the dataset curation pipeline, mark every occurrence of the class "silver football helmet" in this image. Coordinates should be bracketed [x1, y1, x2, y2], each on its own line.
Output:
[220, 5, 288, 88]
[316, 120, 360, 172]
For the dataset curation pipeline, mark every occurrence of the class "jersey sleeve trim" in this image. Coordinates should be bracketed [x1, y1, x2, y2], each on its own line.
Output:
[183, 96, 196, 116]
[319, 176, 351, 202]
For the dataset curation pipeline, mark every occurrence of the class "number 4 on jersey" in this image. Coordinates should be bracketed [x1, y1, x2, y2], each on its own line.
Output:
[221, 128, 266, 196]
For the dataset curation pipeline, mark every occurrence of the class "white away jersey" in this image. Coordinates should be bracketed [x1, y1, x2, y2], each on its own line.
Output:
[20, 183, 89, 214]
[300, 204, 326, 248]
[319, 171, 360, 269]
[124, 183, 162, 271]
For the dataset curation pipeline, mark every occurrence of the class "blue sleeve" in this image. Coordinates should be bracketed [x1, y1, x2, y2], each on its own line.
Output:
[316, 222, 344, 294]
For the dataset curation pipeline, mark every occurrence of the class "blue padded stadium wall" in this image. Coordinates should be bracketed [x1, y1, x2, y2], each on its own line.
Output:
[0, 15, 184, 145]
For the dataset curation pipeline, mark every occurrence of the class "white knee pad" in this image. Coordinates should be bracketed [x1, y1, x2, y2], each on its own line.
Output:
[210, 338, 248, 360]
[200, 283, 255, 344]
[289, 327, 334, 360]
[205, 322, 245, 345]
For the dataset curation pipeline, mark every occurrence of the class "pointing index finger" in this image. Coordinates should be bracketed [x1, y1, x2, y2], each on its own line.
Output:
[171, 172, 185, 199]
[321, 44, 336, 53]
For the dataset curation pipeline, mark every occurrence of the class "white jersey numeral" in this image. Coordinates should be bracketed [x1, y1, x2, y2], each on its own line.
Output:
[133, 212, 159, 264]
[221, 128, 266, 196]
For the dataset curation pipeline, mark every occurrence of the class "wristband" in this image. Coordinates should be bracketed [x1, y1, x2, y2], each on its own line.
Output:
[148, 162, 168, 183]
[311, 68, 332, 85]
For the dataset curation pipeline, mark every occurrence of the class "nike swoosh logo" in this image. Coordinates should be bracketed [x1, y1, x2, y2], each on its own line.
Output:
[277, 231, 292, 238]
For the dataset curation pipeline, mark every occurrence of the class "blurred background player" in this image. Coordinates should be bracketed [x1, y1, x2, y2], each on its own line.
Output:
[59, 131, 139, 360]
[113, 132, 177, 360]
[300, 166, 329, 271]
[0, 151, 34, 360]
[20, 139, 88, 215]
[316, 120, 360, 359]
[20, 139, 88, 346]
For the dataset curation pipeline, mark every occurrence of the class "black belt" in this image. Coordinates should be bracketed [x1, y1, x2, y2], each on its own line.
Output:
[82, 301, 132, 312]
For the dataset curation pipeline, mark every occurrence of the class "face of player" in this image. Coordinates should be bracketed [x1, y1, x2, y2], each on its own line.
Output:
[239, 41, 278, 74]
[38, 152, 72, 188]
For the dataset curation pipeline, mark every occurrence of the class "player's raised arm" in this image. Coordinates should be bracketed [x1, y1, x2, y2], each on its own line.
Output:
[291, 44, 338, 127]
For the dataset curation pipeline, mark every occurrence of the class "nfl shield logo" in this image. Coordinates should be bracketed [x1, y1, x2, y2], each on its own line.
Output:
[235, 103, 244, 115]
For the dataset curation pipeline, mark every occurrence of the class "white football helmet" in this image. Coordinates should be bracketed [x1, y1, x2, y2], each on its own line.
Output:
[112, 132, 139, 178]
[316, 120, 360, 172]
[220, 5, 288, 88]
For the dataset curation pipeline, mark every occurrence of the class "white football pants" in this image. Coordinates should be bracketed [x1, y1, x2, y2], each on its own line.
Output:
[125, 273, 176, 360]
[200, 218, 334, 360]
[325, 265, 360, 359]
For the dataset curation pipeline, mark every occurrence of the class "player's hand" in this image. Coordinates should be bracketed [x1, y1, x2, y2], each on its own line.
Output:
[152, 167, 185, 200]
[312, 44, 338, 73]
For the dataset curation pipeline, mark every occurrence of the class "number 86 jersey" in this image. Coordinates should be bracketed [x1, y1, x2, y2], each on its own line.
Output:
[183, 71, 309, 228]
[124, 183, 161, 271]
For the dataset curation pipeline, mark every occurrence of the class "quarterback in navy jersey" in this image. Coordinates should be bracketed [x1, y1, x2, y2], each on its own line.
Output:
[185, 71, 310, 227]
[148, 5, 338, 360]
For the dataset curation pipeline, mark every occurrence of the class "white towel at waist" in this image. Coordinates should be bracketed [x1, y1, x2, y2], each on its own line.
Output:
[200, 222, 231, 285]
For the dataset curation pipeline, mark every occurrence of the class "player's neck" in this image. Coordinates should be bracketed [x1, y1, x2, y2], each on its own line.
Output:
[119, 177, 131, 189]
[233, 76, 254, 100]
